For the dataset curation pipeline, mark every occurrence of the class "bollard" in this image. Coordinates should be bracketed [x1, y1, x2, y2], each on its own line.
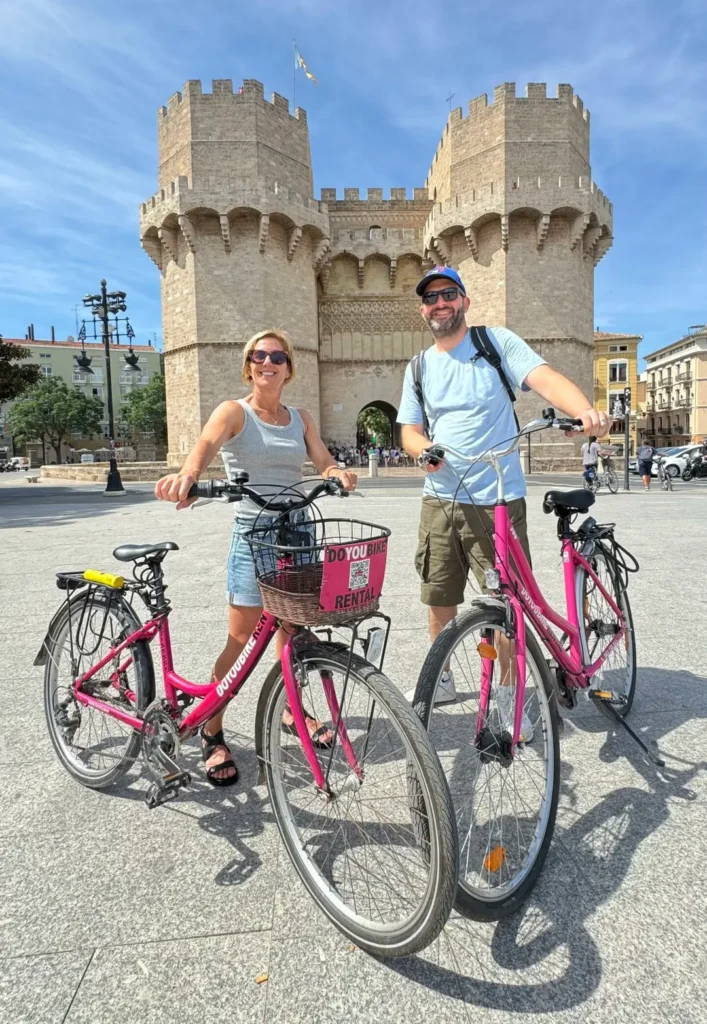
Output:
[368, 454, 378, 478]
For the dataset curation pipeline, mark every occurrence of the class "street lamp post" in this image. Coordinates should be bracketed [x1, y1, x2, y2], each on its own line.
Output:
[623, 386, 631, 491]
[82, 279, 128, 496]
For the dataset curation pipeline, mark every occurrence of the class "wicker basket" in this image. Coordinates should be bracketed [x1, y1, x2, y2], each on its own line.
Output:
[246, 518, 389, 626]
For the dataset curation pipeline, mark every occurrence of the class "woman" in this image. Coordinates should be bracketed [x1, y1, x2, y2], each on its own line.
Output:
[155, 328, 357, 786]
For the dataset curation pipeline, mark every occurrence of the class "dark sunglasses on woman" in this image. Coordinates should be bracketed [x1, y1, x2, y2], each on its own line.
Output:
[248, 350, 289, 365]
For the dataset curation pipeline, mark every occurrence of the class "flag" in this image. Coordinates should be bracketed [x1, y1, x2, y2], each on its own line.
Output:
[294, 45, 318, 85]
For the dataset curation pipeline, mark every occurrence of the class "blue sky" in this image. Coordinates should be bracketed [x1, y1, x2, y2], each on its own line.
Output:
[0, 0, 705, 366]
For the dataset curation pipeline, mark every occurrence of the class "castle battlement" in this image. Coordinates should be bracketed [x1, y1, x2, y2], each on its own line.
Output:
[140, 176, 326, 224]
[320, 187, 431, 205]
[426, 83, 590, 177]
[157, 78, 308, 125]
[427, 176, 612, 215]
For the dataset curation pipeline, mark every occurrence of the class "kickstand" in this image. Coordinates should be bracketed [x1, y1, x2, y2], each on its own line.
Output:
[590, 692, 665, 767]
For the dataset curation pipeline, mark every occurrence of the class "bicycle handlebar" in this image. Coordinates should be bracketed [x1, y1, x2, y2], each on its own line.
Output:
[421, 408, 584, 467]
[187, 475, 346, 512]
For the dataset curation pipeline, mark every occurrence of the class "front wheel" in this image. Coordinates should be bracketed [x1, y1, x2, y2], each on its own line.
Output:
[260, 644, 458, 958]
[413, 607, 561, 922]
[682, 467, 693, 482]
[607, 467, 619, 493]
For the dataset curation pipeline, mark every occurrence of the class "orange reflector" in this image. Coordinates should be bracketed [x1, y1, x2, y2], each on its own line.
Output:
[594, 690, 612, 699]
[484, 846, 506, 872]
[477, 642, 498, 660]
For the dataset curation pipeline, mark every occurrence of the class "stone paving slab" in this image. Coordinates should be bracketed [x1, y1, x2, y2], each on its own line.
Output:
[1, 479, 706, 1022]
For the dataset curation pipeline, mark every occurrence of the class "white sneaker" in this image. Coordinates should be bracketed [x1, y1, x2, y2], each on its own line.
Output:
[406, 670, 458, 705]
[496, 686, 534, 743]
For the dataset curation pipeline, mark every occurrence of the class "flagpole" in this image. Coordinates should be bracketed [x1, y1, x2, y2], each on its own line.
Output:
[292, 38, 296, 113]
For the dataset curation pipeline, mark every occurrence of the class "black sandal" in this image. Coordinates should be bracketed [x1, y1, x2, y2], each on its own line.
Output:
[200, 726, 239, 787]
[281, 708, 333, 750]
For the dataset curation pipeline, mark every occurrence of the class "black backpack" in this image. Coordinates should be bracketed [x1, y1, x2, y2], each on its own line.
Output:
[410, 326, 519, 439]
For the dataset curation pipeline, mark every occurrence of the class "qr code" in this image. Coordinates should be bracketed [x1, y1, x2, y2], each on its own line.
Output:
[349, 559, 370, 590]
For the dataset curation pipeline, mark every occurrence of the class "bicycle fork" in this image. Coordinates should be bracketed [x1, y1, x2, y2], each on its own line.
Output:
[280, 638, 363, 798]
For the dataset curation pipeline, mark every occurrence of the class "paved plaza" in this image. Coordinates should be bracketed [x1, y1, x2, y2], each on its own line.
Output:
[1, 474, 706, 1024]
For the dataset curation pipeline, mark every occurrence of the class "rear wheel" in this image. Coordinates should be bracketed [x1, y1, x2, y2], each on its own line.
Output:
[576, 545, 636, 715]
[413, 608, 560, 921]
[261, 644, 458, 957]
[43, 591, 154, 788]
[607, 467, 619, 493]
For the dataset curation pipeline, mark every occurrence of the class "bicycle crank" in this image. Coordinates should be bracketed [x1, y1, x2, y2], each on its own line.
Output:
[589, 690, 665, 767]
[141, 700, 192, 806]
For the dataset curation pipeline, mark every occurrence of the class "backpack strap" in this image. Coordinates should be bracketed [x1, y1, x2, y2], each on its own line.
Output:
[410, 351, 431, 439]
[469, 326, 520, 430]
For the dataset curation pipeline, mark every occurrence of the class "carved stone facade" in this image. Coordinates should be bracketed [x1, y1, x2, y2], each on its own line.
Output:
[139, 79, 613, 463]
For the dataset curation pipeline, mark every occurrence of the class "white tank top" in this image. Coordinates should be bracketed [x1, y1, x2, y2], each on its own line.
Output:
[220, 399, 307, 519]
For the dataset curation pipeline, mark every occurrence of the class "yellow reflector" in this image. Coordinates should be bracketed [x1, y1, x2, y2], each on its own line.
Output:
[83, 569, 124, 590]
[593, 690, 612, 700]
[483, 846, 506, 872]
[477, 642, 498, 660]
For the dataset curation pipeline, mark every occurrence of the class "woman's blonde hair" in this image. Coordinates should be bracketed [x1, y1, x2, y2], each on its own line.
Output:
[241, 328, 296, 385]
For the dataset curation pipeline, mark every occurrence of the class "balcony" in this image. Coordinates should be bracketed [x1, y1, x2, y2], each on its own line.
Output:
[672, 395, 691, 409]
[659, 426, 671, 434]
[676, 371, 692, 382]
[647, 382, 657, 393]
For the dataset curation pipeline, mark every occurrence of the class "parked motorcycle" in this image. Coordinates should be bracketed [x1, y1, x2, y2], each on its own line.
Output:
[682, 450, 706, 481]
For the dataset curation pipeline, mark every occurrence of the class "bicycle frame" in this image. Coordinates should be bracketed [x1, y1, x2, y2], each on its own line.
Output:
[484, 503, 626, 746]
[70, 609, 360, 793]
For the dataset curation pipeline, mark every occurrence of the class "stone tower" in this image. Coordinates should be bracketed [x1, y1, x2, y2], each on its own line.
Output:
[139, 79, 329, 464]
[140, 80, 613, 462]
[424, 82, 613, 427]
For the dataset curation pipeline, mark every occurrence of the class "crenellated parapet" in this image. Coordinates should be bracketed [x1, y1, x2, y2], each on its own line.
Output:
[158, 78, 309, 126]
[139, 175, 329, 269]
[424, 175, 613, 266]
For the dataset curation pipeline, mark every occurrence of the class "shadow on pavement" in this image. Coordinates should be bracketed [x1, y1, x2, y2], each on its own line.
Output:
[388, 668, 707, 1014]
[0, 483, 155, 528]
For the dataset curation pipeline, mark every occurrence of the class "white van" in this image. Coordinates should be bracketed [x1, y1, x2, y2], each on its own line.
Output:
[9, 457, 29, 470]
[80, 453, 95, 464]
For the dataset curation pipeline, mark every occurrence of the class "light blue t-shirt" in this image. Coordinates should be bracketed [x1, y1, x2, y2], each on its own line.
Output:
[397, 328, 545, 504]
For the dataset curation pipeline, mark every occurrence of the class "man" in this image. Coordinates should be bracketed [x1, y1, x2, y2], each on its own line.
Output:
[397, 266, 611, 731]
[636, 441, 656, 491]
[581, 435, 600, 485]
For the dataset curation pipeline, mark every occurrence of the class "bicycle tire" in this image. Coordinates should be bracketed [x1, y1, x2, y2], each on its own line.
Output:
[413, 607, 561, 922]
[259, 643, 458, 958]
[576, 544, 636, 715]
[43, 590, 154, 788]
[607, 468, 619, 493]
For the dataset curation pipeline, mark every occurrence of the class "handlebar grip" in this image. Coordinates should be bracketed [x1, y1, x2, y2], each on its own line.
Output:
[187, 480, 217, 499]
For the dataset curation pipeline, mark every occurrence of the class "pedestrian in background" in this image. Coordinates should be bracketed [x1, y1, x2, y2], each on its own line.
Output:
[637, 441, 656, 491]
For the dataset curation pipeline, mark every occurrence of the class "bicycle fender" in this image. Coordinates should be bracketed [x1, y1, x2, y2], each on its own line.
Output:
[34, 601, 75, 667]
[471, 596, 507, 616]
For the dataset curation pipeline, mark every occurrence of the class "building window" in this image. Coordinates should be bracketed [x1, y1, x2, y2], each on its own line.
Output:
[39, 353, 52, 360]
[368, 225, 382, 241]
[608, 361, 627, 383]
[609, 346, 618, 352]
[40, 365, 53, 377]
[91, 386, 104, 399]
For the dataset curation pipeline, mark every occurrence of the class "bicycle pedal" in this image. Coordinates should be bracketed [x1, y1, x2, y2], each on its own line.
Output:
[144, 771, 191, 810]
[589, 689, 626, 707]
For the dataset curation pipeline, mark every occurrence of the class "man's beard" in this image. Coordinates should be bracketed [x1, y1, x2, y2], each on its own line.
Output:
[428, 307, 466, 338]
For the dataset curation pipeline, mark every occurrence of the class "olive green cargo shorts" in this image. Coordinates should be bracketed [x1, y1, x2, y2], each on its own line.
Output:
[415, 496, 531, 607]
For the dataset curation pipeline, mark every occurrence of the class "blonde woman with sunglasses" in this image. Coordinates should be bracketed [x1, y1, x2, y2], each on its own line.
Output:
[155, 329, 357, 785]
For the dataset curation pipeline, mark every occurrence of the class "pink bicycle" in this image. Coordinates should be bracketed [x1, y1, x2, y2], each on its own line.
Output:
[37, 475, 457, 957]
[413, 409, 645, 921]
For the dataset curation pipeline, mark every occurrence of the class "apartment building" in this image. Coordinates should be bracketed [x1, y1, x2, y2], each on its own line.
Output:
[0, 338, 163, 463]
[641, 329, 707, 447]
[593, 331, 641, 454]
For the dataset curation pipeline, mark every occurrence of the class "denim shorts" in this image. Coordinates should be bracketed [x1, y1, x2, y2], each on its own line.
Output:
[226, 513, 314, 607]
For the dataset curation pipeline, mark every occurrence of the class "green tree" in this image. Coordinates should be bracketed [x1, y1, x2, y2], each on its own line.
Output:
[0, 336, 40, 403]
[357, 406, 392, 445]
[8, 377, 104, 463]
[122, 373, 167, 445]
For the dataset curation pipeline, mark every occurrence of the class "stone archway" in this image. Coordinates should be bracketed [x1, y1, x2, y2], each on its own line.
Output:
[356, 399, 400, 448]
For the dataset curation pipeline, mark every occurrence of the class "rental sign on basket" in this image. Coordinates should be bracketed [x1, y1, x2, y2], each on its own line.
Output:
[319, 536, 389, 613]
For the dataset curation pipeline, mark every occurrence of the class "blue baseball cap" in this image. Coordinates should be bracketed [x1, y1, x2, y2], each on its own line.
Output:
[415, 266, 466, 297]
